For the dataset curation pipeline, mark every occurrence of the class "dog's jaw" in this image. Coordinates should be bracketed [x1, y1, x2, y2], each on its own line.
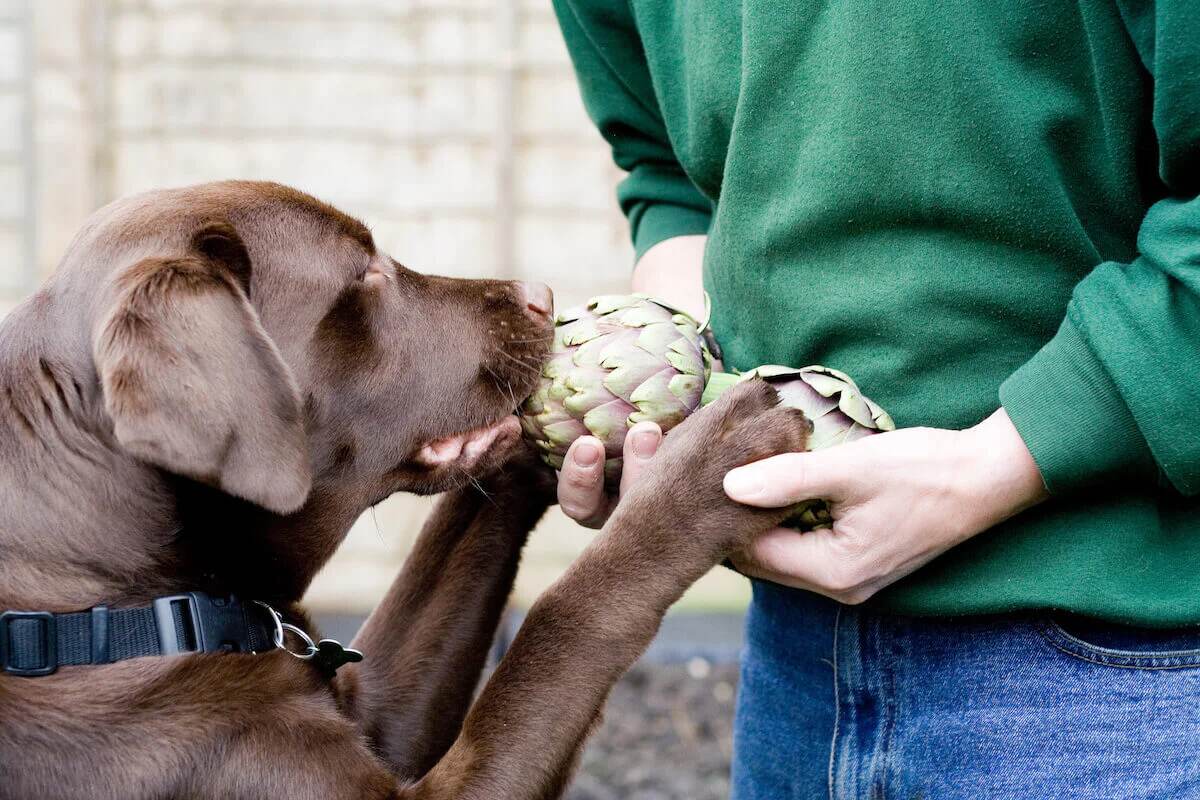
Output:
[413, 416, 522, 470]
[387, 414, 529, 495]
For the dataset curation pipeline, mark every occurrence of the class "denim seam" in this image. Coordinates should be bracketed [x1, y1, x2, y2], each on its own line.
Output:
[827, 606, 841, 800]
[1038, 622, 1200, 670]
[866, 618, 895, 800]
[878, 622, 898, 800]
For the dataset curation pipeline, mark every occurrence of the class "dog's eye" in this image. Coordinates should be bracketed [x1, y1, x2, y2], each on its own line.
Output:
[351, 259, 376, 282]
[361, 264, 393, 288]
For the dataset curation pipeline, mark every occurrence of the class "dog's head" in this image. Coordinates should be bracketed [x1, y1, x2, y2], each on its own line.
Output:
[79, 181, 552, 515]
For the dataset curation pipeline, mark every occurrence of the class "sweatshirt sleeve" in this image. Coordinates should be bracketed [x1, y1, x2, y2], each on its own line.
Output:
[999, 0, 1200, 496]
[552, 0, 712, 260]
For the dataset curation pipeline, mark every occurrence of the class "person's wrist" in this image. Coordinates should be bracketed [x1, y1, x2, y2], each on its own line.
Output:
[631, 234, 707, 320]
[958, 408, 1050, 531]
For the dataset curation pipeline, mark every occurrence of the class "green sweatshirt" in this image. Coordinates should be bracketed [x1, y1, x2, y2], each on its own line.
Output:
[553, 0, 1200, 624]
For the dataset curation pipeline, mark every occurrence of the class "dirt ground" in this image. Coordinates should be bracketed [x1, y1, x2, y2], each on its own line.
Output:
[316, 612, 745, 800]
[568, 660, 740, 800]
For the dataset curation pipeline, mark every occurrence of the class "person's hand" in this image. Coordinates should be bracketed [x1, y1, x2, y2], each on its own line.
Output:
[557, 421, 663, 527]
[725, 408, 1048, 604]
[558, 233, 710, 527]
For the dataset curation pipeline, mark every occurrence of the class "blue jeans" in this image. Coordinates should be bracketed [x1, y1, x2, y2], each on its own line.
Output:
[731, 581, 1200, 799]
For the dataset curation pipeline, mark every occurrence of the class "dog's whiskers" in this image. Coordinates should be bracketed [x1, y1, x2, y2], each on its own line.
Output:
[489, 352, 542, 381]
[493, 349, 541, 377]
[450, 462, 497, 506]
[483, 364, 521, 410]
[370, 504, 384, 542]
[502, 377, 518, 410]
[472, 477, 495, 504]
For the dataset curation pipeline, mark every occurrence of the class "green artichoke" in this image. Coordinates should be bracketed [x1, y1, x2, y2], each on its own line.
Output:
[701, 365, 895, 449]
[520, 294, 895, 522]
[519, 294, 713, 486]
[702, 365, 895, 527]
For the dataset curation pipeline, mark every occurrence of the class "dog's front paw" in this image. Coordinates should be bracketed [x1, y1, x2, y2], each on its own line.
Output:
[626, 379, 811, 551]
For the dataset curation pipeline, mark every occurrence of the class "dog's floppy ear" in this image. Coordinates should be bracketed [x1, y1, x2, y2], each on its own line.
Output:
[93, 222, 312, 514]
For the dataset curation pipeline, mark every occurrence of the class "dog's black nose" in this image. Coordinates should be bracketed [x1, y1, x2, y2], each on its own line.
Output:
[519, 282, 554, 321]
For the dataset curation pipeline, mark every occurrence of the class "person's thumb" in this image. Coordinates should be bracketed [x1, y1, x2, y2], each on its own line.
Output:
[723, 450, 855, 508]
[618, 421, 662, 497]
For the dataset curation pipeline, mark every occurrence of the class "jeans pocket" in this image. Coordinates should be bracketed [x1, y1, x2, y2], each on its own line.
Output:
[1038, 615, 1200, 670]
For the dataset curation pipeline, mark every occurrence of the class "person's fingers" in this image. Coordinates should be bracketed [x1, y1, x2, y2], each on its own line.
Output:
[742, 526, 830, 580]
[734, 527, 881, 605]
[575, 494, 619, 529]
[723, 449, 857, 508]
[729, 556, 812, 591]
[730, 528, 822, 590]
[558, 436, 607, 525]
[618, 421, 662, 497]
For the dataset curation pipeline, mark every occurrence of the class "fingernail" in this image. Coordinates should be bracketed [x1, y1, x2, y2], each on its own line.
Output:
[631, 428, 660, 459]
[724, 467, 763, 500]
[573, 442, 601, 467]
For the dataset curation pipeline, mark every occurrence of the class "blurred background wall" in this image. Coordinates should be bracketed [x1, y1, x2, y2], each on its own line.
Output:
[0, 0, 749, 616]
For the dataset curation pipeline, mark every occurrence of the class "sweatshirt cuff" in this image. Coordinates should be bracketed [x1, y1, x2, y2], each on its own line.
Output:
[630, 202, 712, 262]
[999, 315, 1157, 494]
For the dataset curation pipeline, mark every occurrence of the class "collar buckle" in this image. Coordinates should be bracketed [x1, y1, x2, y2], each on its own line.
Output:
[153, 593, 265, 655]
[0, 610, 58, 676]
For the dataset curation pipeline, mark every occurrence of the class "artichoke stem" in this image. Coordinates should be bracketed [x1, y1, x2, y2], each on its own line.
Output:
[700, 371, 743, 406]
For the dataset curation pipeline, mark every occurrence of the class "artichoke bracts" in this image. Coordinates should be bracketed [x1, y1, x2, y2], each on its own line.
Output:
[701, 365, 895, 450]
[702, 365, 895, 527]
[518, 294, 713, 485]
[519, 294, 895, 524]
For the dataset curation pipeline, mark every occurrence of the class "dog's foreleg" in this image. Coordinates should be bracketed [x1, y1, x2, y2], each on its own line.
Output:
[338, 459, 552, 783]
[399, 498, 722, 799]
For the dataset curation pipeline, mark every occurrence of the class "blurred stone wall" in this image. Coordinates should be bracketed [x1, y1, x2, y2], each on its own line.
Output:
[0, 2, 32, 312]
[0, 0, 749, 613]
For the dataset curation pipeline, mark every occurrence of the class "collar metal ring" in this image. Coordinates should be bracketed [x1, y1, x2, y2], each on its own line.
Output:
[253, 601, 317, 660]
[279, 622, 317, 660]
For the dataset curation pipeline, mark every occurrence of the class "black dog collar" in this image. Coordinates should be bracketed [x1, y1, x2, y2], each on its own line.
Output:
[0, 592, 361, 679]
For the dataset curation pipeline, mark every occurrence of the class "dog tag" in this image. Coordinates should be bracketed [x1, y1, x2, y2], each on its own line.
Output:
[311, 638, 363, 679]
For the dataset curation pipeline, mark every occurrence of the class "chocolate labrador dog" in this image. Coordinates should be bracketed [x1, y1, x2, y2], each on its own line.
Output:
[0, 181, 809, 799]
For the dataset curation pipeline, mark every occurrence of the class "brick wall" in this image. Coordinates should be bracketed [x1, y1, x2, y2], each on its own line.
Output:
[0, 1, 32, 312]
[0, 0, 748, 613]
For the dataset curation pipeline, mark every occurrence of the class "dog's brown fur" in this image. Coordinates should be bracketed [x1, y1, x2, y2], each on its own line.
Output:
[0, 181, 809, 799]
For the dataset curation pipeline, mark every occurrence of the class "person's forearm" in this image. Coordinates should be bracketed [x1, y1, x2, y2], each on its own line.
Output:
[631, 235, 707, 320]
